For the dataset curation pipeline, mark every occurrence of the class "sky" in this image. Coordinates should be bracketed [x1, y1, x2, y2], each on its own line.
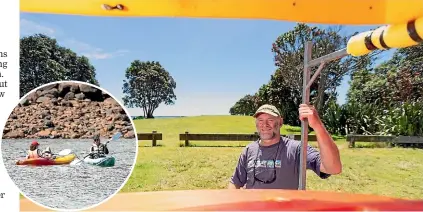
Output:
[20, 12, 394, 117]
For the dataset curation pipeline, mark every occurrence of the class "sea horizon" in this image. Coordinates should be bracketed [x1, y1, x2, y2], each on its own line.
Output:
[130, 114, 234, 119]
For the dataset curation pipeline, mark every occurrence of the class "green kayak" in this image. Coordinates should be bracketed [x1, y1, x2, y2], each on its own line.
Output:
[83, 155, 115, 167]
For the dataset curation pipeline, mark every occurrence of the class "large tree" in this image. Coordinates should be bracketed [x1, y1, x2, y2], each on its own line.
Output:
[230, 23, 379, 126]
[20, 34, 99, 97]
[122, 60, 176, 118]
[271, 24, 379, 114]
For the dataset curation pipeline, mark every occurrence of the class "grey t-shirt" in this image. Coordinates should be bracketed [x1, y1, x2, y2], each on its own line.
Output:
[230, 136, 330, 189]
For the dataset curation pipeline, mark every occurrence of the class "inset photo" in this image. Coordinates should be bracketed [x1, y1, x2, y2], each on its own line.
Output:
[1, 81, 138, 211]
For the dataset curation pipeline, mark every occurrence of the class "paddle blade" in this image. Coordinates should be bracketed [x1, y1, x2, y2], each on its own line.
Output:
[70, 158, 82, 166]
[111, 132, 122, 141]
[58, 149, 72, 156]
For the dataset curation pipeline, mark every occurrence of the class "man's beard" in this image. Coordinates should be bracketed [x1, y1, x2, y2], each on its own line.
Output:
[257, 121, 280, 141]
[259, 131, 276, 141]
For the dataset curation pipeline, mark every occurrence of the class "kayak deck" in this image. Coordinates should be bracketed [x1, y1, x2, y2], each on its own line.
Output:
[84, 155, 115, 167]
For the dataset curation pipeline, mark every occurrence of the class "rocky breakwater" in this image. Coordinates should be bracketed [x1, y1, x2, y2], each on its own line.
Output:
[3, 82, 135, 139]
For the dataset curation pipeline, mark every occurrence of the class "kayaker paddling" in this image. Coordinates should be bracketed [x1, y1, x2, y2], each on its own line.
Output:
[26, 141, 42, 159]
[69, 132, 120, 167]
[89, 134, 109, 159]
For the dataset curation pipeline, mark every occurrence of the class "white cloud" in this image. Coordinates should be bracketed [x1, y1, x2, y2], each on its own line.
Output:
[60, 39, 100, 52]
[82, 50, 129, 60]
[60, 39, 129, 60]
[20, 19, 129, 60]
[20, 19, 56, 36]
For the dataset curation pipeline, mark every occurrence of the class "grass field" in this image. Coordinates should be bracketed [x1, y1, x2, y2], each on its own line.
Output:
[120, 115, 423, 200]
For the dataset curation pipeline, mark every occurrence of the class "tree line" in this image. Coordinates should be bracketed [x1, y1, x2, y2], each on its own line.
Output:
[20, 34, 176, 119]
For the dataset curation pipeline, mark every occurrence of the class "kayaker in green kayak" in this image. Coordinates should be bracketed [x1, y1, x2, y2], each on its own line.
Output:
[26, 141, 42, 159]
[89, 134, 109, 159]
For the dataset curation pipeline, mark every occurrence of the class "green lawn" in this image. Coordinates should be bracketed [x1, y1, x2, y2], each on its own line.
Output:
[120, 115, 423, 200]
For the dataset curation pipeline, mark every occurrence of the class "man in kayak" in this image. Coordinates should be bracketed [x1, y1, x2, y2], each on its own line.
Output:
[228, 104, 342, 189]
[89, 134, 109, 159]
[26, 141, 43, 159]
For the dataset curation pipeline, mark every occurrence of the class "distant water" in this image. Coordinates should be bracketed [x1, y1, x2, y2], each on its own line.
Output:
[131, 116, 184, 119]
[1, 139, 137, 210]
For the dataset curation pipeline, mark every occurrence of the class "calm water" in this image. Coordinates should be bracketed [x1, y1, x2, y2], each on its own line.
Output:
[1, 139, 137, 210]
[131, 116, 185, 119]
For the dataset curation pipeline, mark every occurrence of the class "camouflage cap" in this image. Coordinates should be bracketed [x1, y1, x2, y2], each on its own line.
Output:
[253, 104, 281, 118]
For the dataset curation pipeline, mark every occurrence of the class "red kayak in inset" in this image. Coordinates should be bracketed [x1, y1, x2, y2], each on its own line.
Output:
[16, 154, 76, 166]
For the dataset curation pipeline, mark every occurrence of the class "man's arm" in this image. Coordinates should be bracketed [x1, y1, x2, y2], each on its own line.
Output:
[302, 144, 331, 179]
[104, 145, 109, 154]
[314, 125, 342, 174]
[228, 148, 248, 189]
[299, 104, 342, 175]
